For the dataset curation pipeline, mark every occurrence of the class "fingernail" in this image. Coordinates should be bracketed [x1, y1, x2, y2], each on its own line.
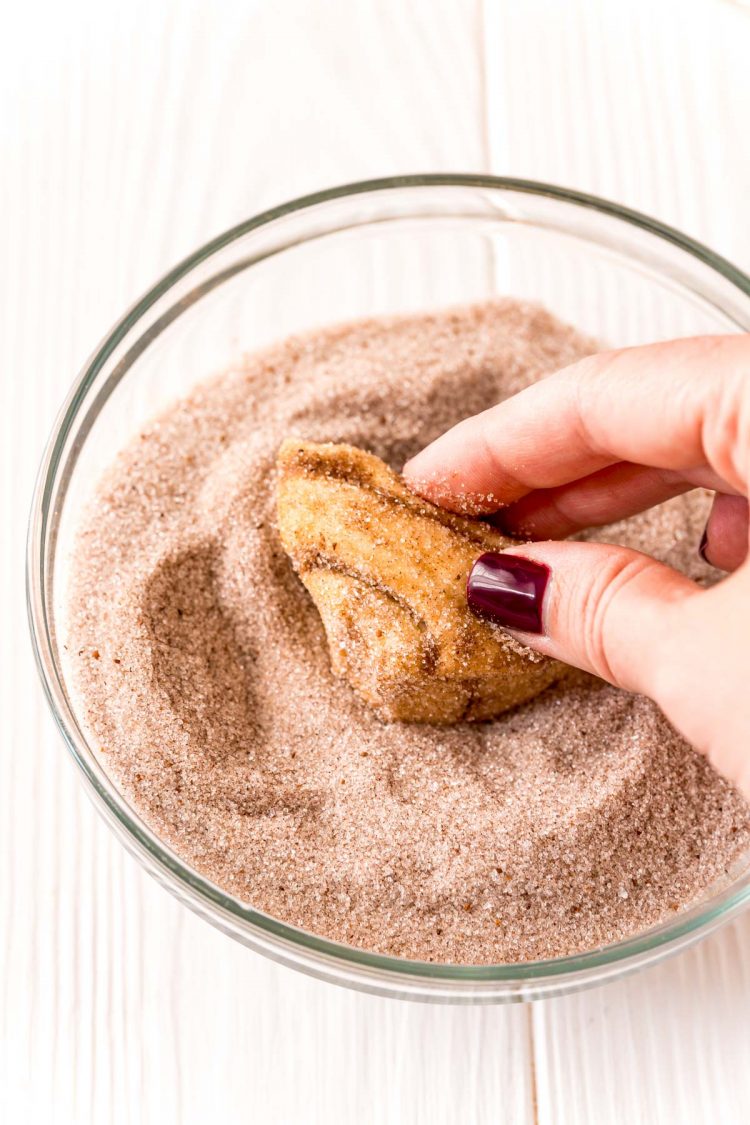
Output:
[699, 526, 710, 564]
[467, 552, 549, 634]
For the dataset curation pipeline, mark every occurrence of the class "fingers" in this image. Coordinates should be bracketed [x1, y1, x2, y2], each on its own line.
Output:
[467, 541, 697, 696]
[702, 494, 749, 572]
[404, 335, 750, 513]
[498, 464, 738, 540]
[496, 463, 692, 539]
[467, 541, 750, 794]
[645, 562, 750, 794]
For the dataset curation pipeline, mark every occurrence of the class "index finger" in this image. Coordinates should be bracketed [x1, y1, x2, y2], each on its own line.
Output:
[402, 335, 749, 513]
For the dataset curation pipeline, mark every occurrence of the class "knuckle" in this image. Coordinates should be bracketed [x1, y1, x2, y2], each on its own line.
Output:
[700, 351, 750, 490]
[575, 553, 658, 687]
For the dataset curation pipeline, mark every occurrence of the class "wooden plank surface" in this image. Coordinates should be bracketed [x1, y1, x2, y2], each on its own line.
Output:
[2, 0, 749, 1121]
[482, 3, 750, 1119]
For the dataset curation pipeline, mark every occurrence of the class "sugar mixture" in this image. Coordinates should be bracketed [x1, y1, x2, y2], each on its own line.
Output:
[66, 300, 750, 963]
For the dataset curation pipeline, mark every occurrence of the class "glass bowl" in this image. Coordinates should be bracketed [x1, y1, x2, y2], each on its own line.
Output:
[27, 175, 750, 1003]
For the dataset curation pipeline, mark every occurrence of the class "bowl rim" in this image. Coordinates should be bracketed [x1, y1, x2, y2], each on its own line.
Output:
[27, 173, 750, 998]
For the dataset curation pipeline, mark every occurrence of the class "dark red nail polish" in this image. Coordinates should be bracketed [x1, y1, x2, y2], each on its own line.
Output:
[699, 526, 710, 563]
[467, 553, 549, 634]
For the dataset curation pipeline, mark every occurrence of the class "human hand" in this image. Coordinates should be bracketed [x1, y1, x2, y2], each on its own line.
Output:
[403, 337, 750, 796]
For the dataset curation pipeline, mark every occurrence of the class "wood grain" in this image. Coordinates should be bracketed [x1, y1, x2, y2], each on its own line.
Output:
[482, 1, 750, 1119]
[2, 0, 749, 1121]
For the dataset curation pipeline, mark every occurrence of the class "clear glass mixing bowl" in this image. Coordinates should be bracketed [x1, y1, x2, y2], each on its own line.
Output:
[27, 176, 750, 1003]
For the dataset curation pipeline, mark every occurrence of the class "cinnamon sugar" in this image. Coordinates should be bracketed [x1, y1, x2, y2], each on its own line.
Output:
[65, 300, 750, 963]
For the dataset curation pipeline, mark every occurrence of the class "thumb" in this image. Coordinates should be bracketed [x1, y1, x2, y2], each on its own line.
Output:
[468, 542, 750, 796]
[467, 541, 697, 697]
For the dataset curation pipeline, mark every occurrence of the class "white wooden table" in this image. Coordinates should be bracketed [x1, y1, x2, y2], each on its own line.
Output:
[3, 1, 750, 1120]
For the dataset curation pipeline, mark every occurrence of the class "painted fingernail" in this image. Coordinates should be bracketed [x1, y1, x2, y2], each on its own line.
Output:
[699, 526, 710, 564]
[466, 552, 549, 634]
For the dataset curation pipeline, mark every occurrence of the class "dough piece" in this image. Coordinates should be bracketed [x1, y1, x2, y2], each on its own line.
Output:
[276, 440, 561, 723]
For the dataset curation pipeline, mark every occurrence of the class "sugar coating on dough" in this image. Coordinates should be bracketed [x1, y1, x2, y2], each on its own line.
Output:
[276, 440, 560, 722]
